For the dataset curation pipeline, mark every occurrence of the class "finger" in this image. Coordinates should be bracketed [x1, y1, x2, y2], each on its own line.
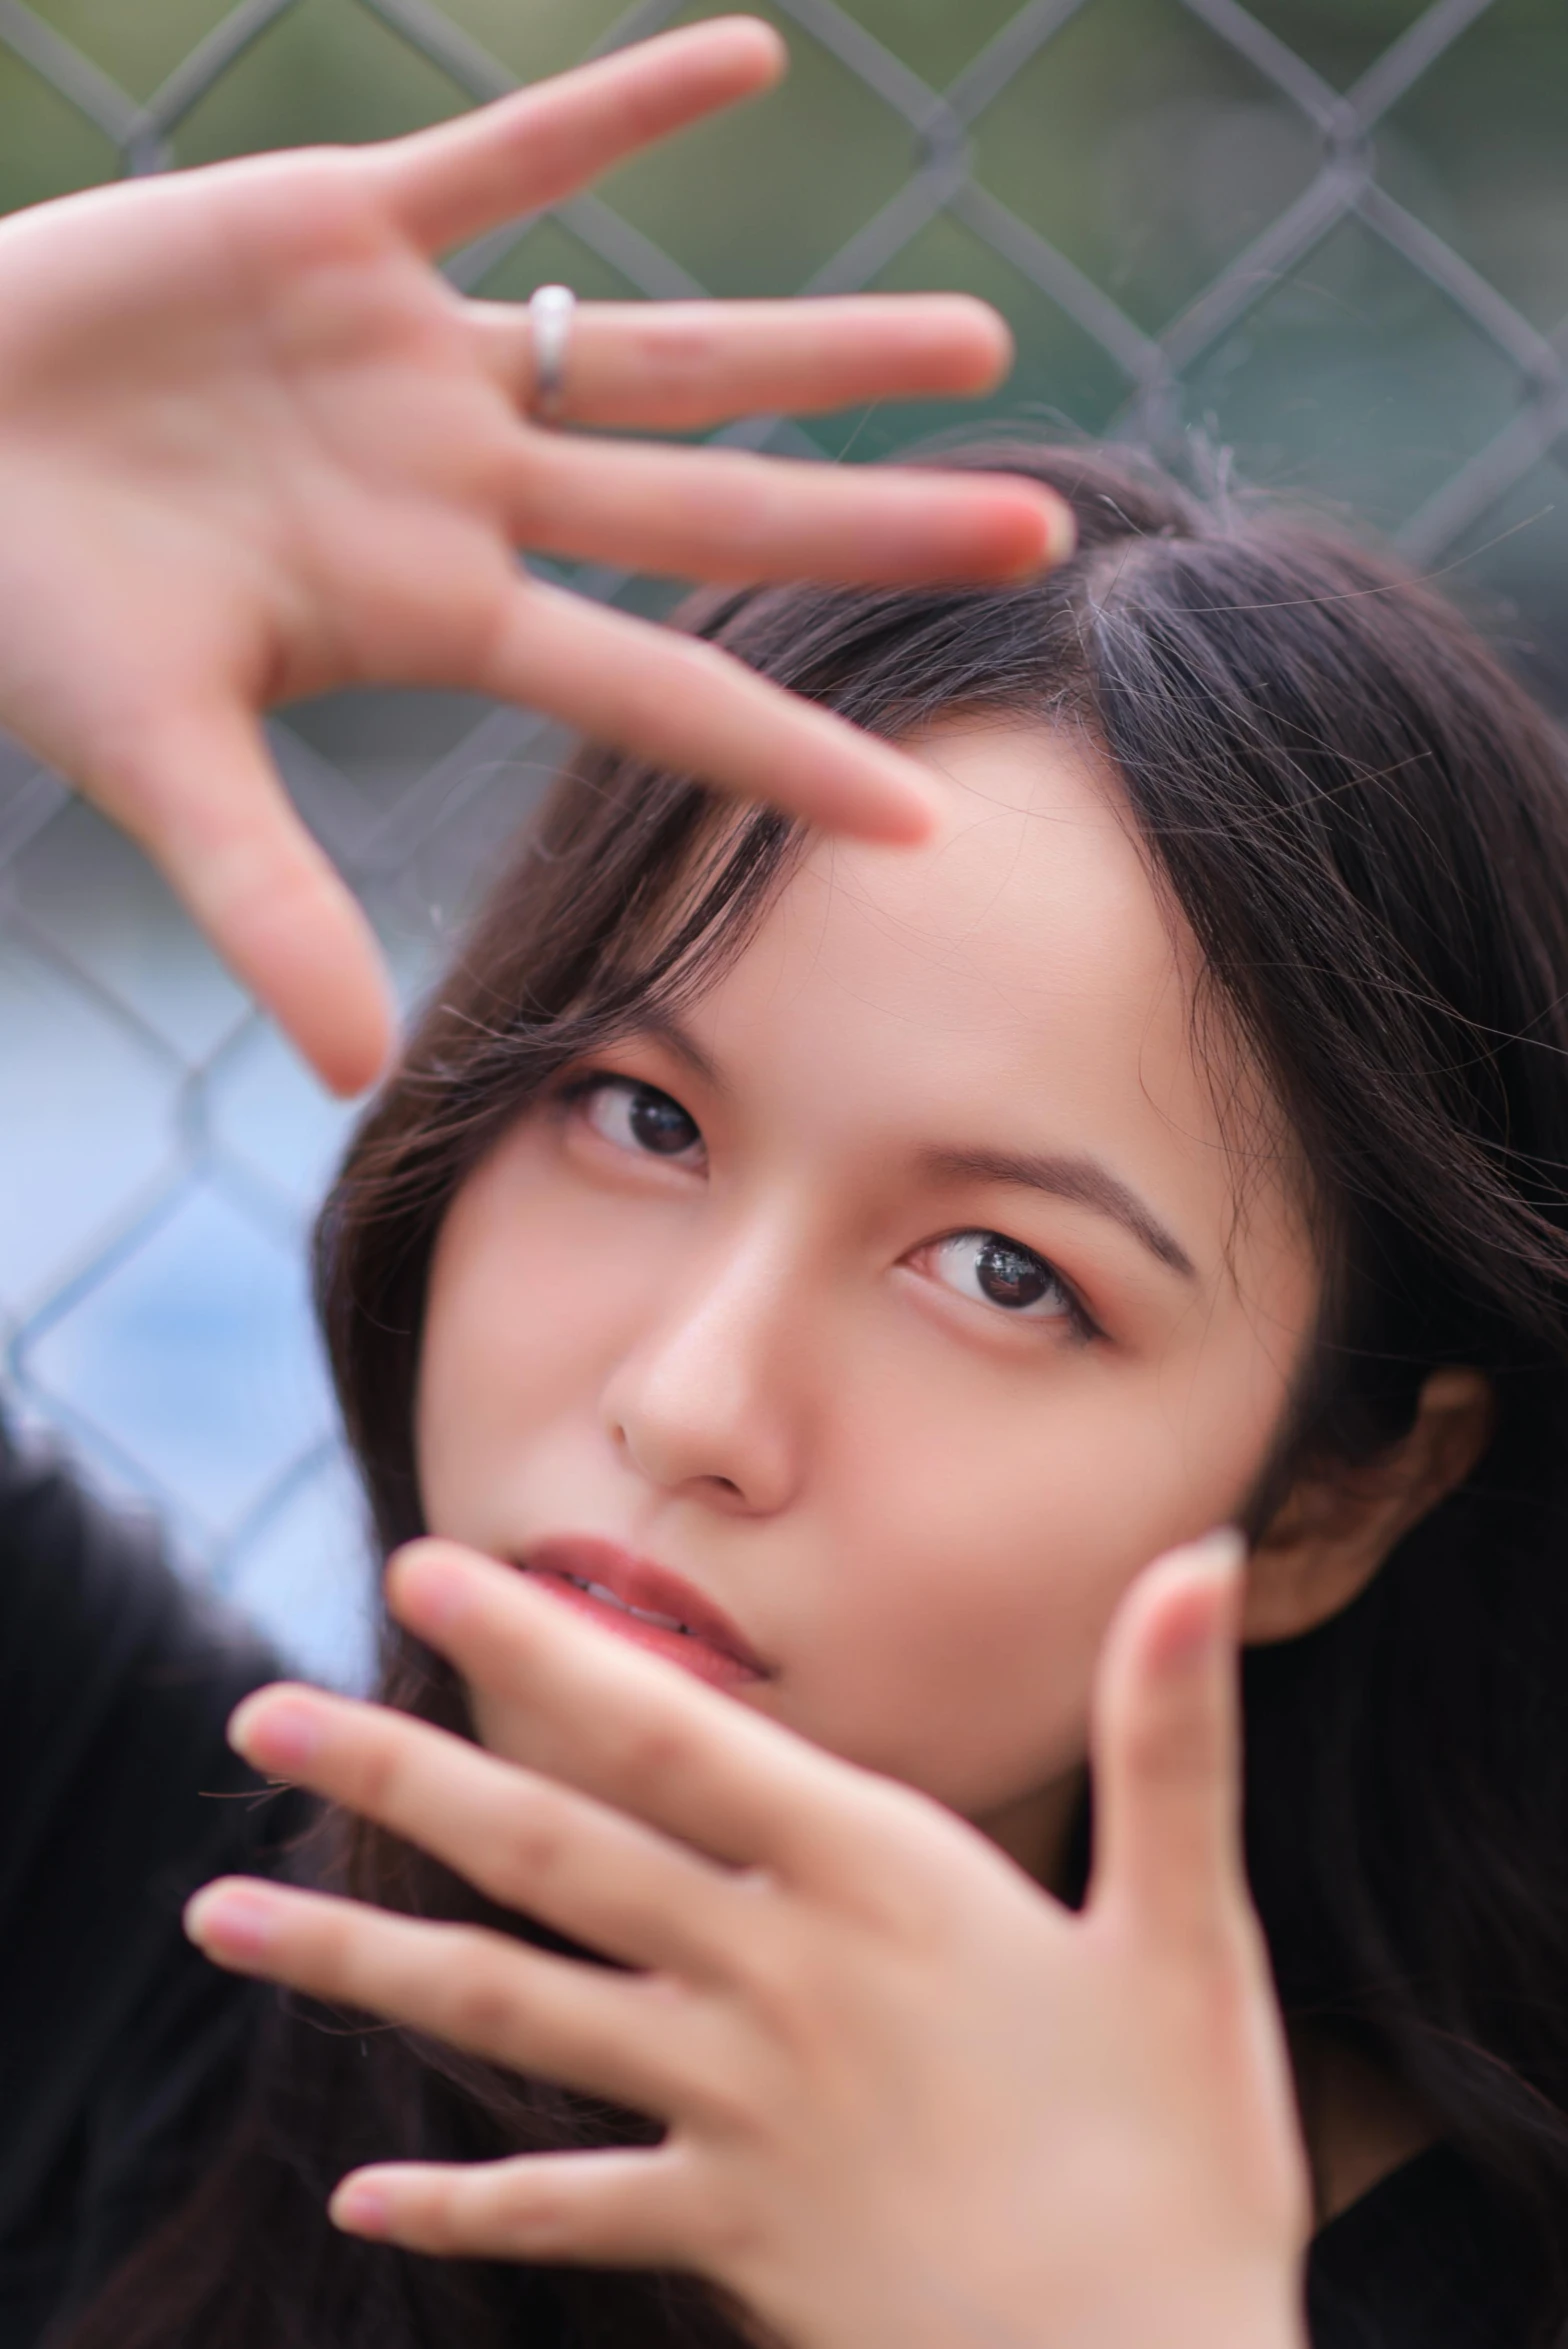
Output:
[471, 575, 940, 842]
[372, 19, 784, 254]
[468, 293, 1015, 429]
[506, 438, 1068, 587]
[331, 2145, 695, 2269]
[87, 702, 392, 1094]
[184, 1878, 695, 2115]
[228, 1682, 742, 1977]
[1087, 1529, 1250, 1951]
[385, 1541, 877, 1875]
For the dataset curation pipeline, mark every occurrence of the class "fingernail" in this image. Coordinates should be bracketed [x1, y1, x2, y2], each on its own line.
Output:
[1159, 1529, 1246, 1665]
[1045, 496, 1079, 568]
[868, 779, 942, 846]
[1009, 492, 1077, 577]
[184, 1882, 278, 1958]
[1185, 1526, 1247, 1577]
[331, 2180, 390, 2238]
[229, 1690, 323, 1771]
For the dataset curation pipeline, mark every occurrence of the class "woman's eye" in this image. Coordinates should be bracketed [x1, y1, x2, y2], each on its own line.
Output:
[929, 1230, 1076, 1323]
[580, 1079, 704, 1164]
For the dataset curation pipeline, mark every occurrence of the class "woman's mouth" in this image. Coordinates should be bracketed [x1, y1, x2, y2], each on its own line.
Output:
[519, 1536, 770, 1690]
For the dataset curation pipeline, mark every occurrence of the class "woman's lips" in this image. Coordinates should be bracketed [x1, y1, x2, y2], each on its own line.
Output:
[520, 1535, 770, 1690]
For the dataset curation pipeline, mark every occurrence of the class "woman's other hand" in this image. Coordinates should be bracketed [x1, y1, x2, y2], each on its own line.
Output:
[0, 18, 1068, 1096]
[189, 1532, 1310, 2349]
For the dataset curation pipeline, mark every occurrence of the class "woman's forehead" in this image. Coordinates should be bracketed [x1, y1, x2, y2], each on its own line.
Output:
[698, 725, 1199, 1108]
[661, 722, 1306, 1298]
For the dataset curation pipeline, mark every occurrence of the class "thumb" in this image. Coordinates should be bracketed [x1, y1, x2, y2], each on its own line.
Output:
[88, 701, 394, 1096]
[1087, 1528, 1250, 1951]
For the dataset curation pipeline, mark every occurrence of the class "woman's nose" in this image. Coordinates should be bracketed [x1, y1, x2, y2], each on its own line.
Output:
[600, 1237, 801, 1515]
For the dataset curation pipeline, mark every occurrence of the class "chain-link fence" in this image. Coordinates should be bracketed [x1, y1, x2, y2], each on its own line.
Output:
[0, 0, 1562, 1684]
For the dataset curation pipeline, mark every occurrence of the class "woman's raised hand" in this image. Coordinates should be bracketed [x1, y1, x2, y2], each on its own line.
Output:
[0, 17, 1069, 1095]
[187, 1534, 1310, 2349]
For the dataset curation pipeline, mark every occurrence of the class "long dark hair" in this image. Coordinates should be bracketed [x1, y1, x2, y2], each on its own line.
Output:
[72, 441, 1568, 2346]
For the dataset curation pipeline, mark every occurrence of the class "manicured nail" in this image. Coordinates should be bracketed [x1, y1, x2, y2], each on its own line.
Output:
[229, 1689, 323, 1771]
[183, 1881, 278, 1958]
[331, 2179, 390, 2238]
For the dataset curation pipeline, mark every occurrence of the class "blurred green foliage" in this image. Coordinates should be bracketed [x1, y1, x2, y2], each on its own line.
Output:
[2, 0, 1567, 699]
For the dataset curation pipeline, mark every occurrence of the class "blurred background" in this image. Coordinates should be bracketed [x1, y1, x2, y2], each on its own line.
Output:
[0, 0, 1563, 1687]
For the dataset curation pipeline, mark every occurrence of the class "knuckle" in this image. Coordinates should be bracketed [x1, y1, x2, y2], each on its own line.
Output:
[602, 1712, 696, 1797]
[346, 1727, 405, 1818]
[725, 1937, 838, 2066]
[634, 314, 716, 393]
[817, 1788, 966, 1946]
[684, 2171, 770, 2271]
[492, 2174, 577, 2258]
[652, 1999, 765, 2135]
[687, 2047, 764, 2138]
[491, 1802, 570, 1900]
[407, 2186, 471, 2256]
[595, 665, 677, 747]
[439, 1937, 522, 2048]
[1170, 1912, 1247, 1988]
[1180, 1942, 1270, 2062]
[1124, 1704, 1216, 1788]
[709, 1878, 791, 1981]
[709, 467, 793, 555]
[304, 1901, 361, 1972]
[1141, 1892, 1257, 1998]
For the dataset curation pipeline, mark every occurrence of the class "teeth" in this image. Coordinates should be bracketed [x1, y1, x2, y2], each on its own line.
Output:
[569, 1574, 692, 1637]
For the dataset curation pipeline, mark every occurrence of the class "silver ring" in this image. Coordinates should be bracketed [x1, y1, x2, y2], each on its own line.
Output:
[527, 282, 576, 426]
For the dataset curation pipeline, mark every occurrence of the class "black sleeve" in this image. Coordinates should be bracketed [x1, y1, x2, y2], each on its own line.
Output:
[0, 1419, 309, 2347]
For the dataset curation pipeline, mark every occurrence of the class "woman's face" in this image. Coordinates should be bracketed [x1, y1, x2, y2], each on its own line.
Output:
[417, 724, 1320, 1877]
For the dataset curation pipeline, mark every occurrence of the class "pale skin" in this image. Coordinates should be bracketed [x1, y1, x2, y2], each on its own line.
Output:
[0, 35, 1490, 2344]
[185, 731, 1492, 2344]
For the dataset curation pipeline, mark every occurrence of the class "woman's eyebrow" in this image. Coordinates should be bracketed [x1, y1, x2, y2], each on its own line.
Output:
[634, 1009, 725, 1091]
[917, 1145, 1198, 1282]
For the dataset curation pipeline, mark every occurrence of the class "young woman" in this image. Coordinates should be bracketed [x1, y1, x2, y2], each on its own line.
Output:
[61, 431, 1568, 2349]
[5, 30, 1567, 2349]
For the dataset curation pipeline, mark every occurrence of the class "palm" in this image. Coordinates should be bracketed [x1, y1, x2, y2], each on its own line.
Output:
[0, 21, 1064, 1091]
[0, 158, 519, 709]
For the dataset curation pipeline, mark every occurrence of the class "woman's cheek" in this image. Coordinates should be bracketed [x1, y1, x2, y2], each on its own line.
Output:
[762, 1370, 1096, 1805]
[418, 1134, 681, 1536]
[782, 1346, 1280, 1815]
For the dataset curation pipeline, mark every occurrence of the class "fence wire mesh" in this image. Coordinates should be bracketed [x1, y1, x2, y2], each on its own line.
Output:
[0, 0, 1561, 1681]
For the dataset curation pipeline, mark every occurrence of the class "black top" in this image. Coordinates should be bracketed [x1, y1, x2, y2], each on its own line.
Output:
[0, 1425, 300, 2348]
[0, 1423, 1536, 2349]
